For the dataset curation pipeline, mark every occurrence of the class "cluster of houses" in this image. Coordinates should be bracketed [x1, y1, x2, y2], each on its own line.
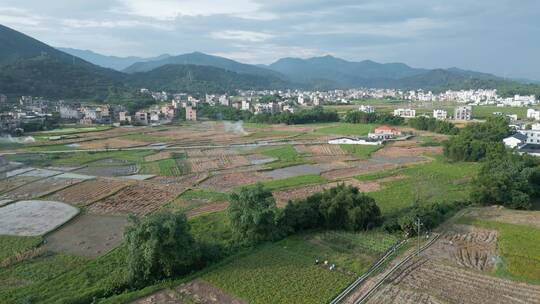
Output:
[360, 105, 474, 121]
[328, 125, 405, 146]
[503, 123, 540, 156]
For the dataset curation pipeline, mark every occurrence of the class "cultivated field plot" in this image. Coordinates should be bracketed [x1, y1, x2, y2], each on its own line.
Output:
[0, 167, 33, 179]
[367, 260, 540, 304]
[186, 148, 239, 157]
[48, 178, 131, 206]
[0, 200, 79, 236]
[262, 164, 324, 179]
[143, 151, 173, 162]
[87, 183, 182, 215]
[0, 175, 43, 193]
[462, 206, 540, 229]
[199, 171, 272, 192]
[44, 214, 127, 258]
[133, 279, 246, 304]
[0, 175, 87, 200]
[77, 137, 147, 149]
[74, 159, 138, 177]
[148, 173, 207, 192]
[294, 144, 348, 156]
[188, 155, 250, 173]
[322, 161, 396, 180]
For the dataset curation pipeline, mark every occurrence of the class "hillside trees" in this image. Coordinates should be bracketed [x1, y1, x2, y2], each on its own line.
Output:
[344, 110, 404, 125]
[408, 116, 459, 135]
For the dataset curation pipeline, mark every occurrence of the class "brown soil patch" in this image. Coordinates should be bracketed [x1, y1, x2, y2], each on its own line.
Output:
[144, 151, 173, 162]
[78, 137, 147, 149]
[133, 279, 246, 304]
[1, 176, 84, 200]
[426, 225, 498, 272]
[148, 173, 207, 192]
[87, 182, 182, 216]
[47, 178, 131, 206]
[44, 214, 127, 258]
[377, 260, 540, 304]
[188, 155, 250, 173]
[373, 144, 442, 158]
[199, 171, 271, 192]
[0, 176, 42, 193]
[462, 206, 540, 229]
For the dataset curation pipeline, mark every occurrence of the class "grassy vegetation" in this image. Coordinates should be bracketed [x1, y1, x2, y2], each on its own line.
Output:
[7, 150, 155, 167]
[140, 158, 187, 176]
[361, 157, 479, 215]
[419, 136, 444, 147]
[457, 218, 540, 284]
[0, 235, 42, 262]
[32, 126, 111, 136]
[201, 239, 353, 304]
[190, 211, 233, 248]
[0, 247, 128, 304]
[472, 106, 533, 120]
[166, 190, 229, 213]
[314, 123, 378, 136]
[259, 145, 308, 169]
[243, 174, 327, 192]
[340, 144, 382, 158]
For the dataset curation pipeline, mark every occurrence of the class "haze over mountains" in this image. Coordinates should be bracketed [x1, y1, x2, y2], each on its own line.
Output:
[0, 23, 533, 100]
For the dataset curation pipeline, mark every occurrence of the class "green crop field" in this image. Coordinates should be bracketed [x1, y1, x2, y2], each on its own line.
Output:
[241, 174, 327, 192]
[0, 235, 42, 262]
[166, 189, 229, 213]
[202, 239, 353, 304]
[457, 218, 540, 284]
[141, 158, 187, 176]
[259, 145, 308, 169]
[314, 123, 378, 136]
[32, 126, 112, 137]
[340, 144, 382, 158]
[360, 157, 479, 215]
[472, 106, 534, 120]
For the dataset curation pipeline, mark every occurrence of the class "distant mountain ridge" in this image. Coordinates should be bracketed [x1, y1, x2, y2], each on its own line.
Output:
[57, 47, 171, 71]
[123, 52, 285, 80]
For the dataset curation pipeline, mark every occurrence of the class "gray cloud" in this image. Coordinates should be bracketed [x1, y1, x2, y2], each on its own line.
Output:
[0, 0, 538, 80]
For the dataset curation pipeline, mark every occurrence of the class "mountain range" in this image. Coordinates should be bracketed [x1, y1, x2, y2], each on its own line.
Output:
[0, 23, 536, 101]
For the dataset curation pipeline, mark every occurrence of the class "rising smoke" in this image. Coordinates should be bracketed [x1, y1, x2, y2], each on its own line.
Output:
[223, 121, 248, 135]
[0, 135, 35, 144]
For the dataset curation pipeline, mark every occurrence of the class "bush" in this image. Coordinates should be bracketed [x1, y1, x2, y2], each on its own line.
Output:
[227, 184, 280, 245]
[344, 110, 404, 125]
[249, 106, 339, 125]
[471, 149, 540, 210]
[408, 116, 459, 135]
[124, 212, 199, 287]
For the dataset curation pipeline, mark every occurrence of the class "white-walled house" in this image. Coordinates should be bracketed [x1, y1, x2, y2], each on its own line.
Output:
[503, 133, 527, 149]
[328, 137, 383, 145]
[433, 109, 447, 120]
[393, 108, 416, 118]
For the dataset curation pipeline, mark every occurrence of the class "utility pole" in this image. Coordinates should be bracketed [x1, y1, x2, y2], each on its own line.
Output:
[416, 217, 422, 256]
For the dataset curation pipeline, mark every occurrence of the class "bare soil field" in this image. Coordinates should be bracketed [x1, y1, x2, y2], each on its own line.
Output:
[262, 164, 324, 179]
[199, 171, 271, 192]
[44, 214, 127, 258]
[371, 260, 540, 304]
[1, 176, 86, 200]
[0, 200, 79, 236]
[373, 143, 442, 158]
[133, 279, 246, 304]
[188, 155, 250, 173]
[74, 161, 138, 177]
[0, 176, 43, 193]
[77, 137, 147, 149]
[462, 206, 540, 229]
[48, 178, 131, 206]
[87, 183, 182, 216]
[148, 173, 208, 192]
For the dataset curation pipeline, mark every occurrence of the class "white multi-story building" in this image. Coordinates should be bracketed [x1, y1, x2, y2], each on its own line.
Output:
[454, 106, 472, 121]
[393, 108, 416, 118]
[527, 109, 540, 120]
[359, 105, 375, 113]
[433, 109, 447, 120]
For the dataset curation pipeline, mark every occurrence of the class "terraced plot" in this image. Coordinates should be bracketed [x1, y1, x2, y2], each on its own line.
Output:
[48, 178, 131, 206]
[87, 183, 182, 215]
[199, 171, 271, 192]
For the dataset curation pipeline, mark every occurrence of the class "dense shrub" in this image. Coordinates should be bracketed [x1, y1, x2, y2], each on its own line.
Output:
[227, 184, 280, 245]
[408, 116, 459, 135]
[344, 110, 404, 125]
[443, 116, 511, 161]
[471, 148, 540, 209]
[124, 212, 200, 287]
[249, 106, 339, 124]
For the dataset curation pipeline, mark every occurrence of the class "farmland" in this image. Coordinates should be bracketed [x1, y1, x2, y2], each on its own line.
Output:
[1, 120, 539, 304]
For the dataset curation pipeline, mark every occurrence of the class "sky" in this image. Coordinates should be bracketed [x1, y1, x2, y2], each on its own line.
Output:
[1, 0, 539, 80]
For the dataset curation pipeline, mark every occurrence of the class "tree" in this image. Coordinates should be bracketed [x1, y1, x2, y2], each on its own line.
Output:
[124, 212, 199, 287]
[227, 184, 280, 245]
[471, 149, 540, 209]
[318, 184, 382, 231]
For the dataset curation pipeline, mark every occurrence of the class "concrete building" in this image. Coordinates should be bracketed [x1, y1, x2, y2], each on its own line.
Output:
[185, 106, 197, 121]
[393, 108, 416, 118]
[454, 106, 472, 121]
[359, 105, 375, 113]
[527, 109, 540, 120]
[433, 109, 448, 120]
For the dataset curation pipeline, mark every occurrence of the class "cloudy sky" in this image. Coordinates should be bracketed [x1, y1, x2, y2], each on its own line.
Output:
[1, 0, 539, 80]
